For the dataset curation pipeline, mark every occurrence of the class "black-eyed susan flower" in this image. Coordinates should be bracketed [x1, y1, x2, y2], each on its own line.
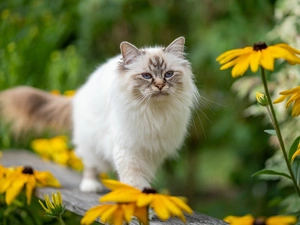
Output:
[100, 179, 193, 223]
[0, 166, 60, 205]
[223, 214, 296, 225]
[273, 86, 300, 117]
[81, 203, 148, 225]
[216, 43, 300, 77]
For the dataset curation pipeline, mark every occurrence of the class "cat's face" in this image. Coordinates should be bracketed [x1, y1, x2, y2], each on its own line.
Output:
[118, 37, 194, 103]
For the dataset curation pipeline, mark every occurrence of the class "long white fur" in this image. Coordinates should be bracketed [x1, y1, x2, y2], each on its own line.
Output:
[72, 37, 199, 192]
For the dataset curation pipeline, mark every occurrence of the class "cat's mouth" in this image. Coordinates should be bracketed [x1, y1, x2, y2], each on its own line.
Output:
[151, 91, 169, 98]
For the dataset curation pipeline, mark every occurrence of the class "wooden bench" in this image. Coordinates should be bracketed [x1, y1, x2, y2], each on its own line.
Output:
[1, 150, 227, 225]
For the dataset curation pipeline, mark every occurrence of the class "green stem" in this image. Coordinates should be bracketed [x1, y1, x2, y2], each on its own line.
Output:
[260, 67, 300, 198]
[57, 215, 66, 225]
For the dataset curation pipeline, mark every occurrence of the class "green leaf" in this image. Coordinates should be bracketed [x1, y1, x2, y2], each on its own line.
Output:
[289, 136, 300, 162]
[292, 156, 300, 185]
[264, 129, 277, 136]
[252, 169, 291, 179]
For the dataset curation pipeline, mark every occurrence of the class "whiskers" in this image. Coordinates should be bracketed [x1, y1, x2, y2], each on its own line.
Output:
[172, 89, 223, 140]
[135, 92, 152, 108]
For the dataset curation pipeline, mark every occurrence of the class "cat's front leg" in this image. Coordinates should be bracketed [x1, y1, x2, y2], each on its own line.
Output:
[80, 167, 104, 192]
[114, 147, 155, 190]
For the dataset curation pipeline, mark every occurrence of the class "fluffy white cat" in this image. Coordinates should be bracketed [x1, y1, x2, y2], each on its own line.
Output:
[0, 37, 199, 192]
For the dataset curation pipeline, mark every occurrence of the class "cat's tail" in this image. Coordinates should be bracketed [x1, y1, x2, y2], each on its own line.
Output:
[0, 86, 72, 136]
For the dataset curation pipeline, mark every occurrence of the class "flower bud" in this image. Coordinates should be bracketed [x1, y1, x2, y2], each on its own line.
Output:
[256, 92, 268, 106]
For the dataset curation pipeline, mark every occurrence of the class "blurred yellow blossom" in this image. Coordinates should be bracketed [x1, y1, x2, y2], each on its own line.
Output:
[50, 90, 75, 97]
[0, 165, 60, 205]
[216, 42, 300, 77]
[31, 136, 83, 171]
[224, 214, 296, 225]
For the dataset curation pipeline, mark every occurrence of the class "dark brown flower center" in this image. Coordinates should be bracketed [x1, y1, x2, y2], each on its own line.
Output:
[22, 166, 34, 174]
[253, 42, 268, 51]
[253, 218, 266, 225]
[142, 187, 157, 194]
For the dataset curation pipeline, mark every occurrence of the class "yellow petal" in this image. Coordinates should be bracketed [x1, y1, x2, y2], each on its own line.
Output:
[273, 95, 287, 104]
[122, 203, 135, 222]
[231, 54, 250, 77]
[34, 171, 61, 187]
[266, 215, 297, 225]
[136, 193, 154, 207]
[279, 86, 300, 95]
[292, 149, 300, 161]
[260, 49, 274, 71]
[81, 205, 110, 225]
[5, 177, 26, 205]
[218, 48, 252, 65]
[275, 43, 300, 55]
[169, 196, 193, 214]
[113, 206, 125, 225]
[223, 214, 254, 224]
[160, 196, 182, 217]
[292, 98, 300, 117]
[25, 175, 36, 205]
[151, 196, 170, 221]
[286, 94, 298, 108]
[249, 50, 261, 73]
[268, 46, 290, 59]
[134, 206, 149, 225]
[100, 189, 140, 203]
[101, 179, 135, 190]
[220, 57, 240, 70]
[45, 194, 55, 210]
[216, 47, 252, 62]
[216, 49, 243, 62]
[100, 204, 118, 223]
[39, 200, 52, 214]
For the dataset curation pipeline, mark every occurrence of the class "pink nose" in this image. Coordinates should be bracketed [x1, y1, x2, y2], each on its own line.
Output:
[155, 84, 165, 90]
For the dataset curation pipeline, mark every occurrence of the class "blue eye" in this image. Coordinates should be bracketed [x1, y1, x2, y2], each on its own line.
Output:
[164, 71, 174, 78]
[142, 73, 152, 79]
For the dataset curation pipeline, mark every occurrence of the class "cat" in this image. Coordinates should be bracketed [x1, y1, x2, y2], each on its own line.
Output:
[0, 37, 199, 192]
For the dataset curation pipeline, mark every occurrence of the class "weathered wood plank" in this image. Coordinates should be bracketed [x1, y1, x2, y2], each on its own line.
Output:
[1, 150, 227, 225]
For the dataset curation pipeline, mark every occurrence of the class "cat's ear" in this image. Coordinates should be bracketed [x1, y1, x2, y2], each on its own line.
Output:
[165, 37, 185, 58]
[120, 42, 141, 65]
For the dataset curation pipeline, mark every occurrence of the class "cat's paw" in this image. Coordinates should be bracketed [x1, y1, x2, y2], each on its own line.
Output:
[80, 178, 104, 193]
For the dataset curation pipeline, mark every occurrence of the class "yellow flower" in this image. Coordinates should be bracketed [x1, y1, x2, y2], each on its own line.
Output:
[81, 203, 148, 225]
[100, 179, 193, 222]
[63, 90, 76, 97]
[68, 150, 84, 171]
[31, 136, 83, 170]
[50, 90, 61, 95]
[39, 191, 65, 217]
[224, 214, 296, 225]
[224, 214, 254, 225]
[0, 166, 60, 205]
[216, 42, 300, 77]
[50, 90, 75, 97]
[273, 86, 300, 117]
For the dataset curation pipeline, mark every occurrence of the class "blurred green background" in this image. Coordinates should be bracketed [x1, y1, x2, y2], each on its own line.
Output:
[1, 0, 295, 224]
